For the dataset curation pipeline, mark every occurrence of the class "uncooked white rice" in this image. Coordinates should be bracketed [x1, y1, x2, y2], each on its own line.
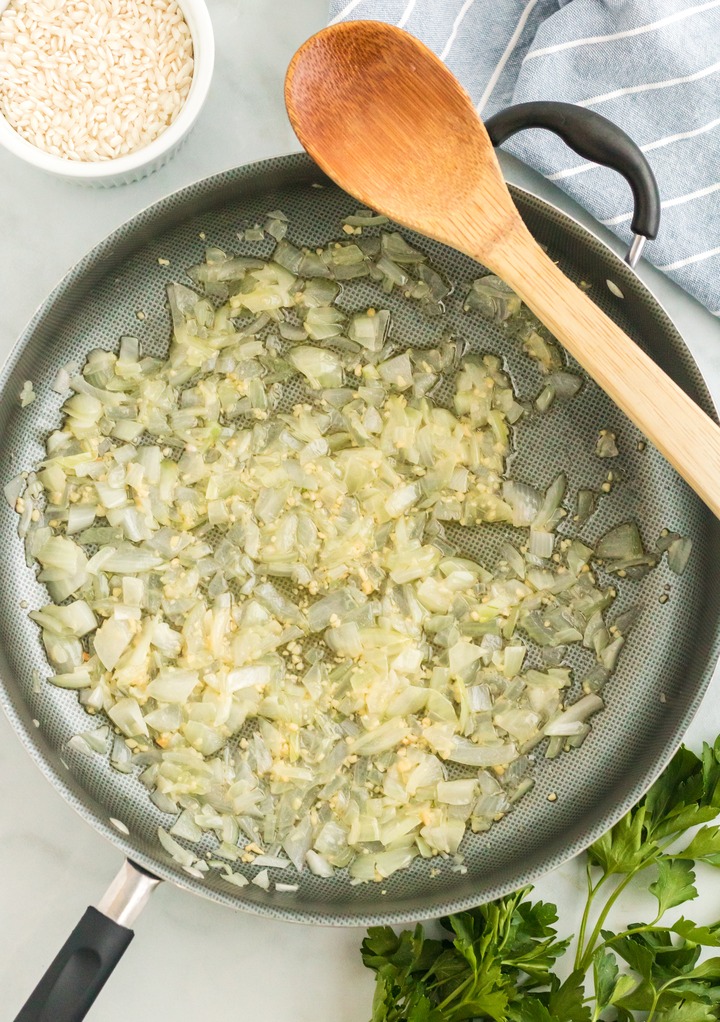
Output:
[0, 0, 194, 162]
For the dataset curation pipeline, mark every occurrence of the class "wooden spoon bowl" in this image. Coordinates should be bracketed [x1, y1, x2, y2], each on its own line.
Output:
[286, 21, 720, 518]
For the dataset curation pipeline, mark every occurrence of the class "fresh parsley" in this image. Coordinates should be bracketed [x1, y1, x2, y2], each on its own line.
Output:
[361, 737, 720, 1022]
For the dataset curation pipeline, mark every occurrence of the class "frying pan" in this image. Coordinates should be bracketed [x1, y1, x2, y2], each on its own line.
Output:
[4, 104, 720, 1021]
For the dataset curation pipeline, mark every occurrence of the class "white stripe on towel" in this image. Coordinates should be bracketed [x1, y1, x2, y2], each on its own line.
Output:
[440, 0, 477, 60]
[524, 0, 720, 62]
[643, 115, 720, 153]
[397, 0, 417, 28]
[657, 245, 720, 272]
[578, 59, 720, 108]
[328, 0, 366, 25]
[477, 0, 542, 113]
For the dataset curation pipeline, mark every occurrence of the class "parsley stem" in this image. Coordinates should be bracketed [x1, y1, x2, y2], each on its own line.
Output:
[598, 922, 665, 948]
[645, 990, 660, 1022]
[579, 837, 689, 967]
[436, 973, 473, 1012]
[645, 975, 685, 1022]
[575, 862, 608, 970]
[578, 870, 637, 972]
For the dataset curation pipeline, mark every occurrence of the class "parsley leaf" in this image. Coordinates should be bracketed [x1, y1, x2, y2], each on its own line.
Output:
[588, 803, 653, 875]
[547, 970, 590, 1022]
[650, 859, 698, 916]
[648, 739, 720, 842]
[593, 948, 619, 1012]
[506, 999, 555, 1022]
[500, 899, 571, 981]
[671, 919, 720, 947]
[609, 931, 655, 978]
[654, 1004, 716, 1022]
[680, 825, 720, 867]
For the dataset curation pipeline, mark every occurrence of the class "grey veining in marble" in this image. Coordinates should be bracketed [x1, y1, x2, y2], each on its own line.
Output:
[1, 2, 720, 1018]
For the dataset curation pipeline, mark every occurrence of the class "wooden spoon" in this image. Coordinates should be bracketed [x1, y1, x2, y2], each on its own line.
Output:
[285, 20, 720, 519]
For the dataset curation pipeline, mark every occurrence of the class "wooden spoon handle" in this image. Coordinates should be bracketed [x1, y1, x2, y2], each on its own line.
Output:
[489, 226, 720, 518]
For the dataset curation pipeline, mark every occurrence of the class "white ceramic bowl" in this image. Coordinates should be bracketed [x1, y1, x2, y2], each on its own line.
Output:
[0, 0, 214, 186]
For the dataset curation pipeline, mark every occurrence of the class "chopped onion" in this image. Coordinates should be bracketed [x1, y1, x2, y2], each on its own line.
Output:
[306, 850, 334, 877]
[20, 380, 36, 407]
[545, 694, 603, 736]
[147, 669, 199, 703]
[464, 275, 521, 322]
[287, 346, 343, 389]
[223, 871, 250, 887]
[546, 372, 582, 400]
[64, 733, 99, 757]
[535, 385, 555, 413]
[344, 211, 388, 228]
[575, 489, 597, 527]
[158, 826, 195, 867]
[93, 617, 133, 671]
[529, 530, 554, 559]
[502, 482, 541, 527]
[251, 868, 271, 890]
[533, 474, 566, 532]
[596, 521, 643, 560]
[595, 520, 656, 574]
[348, 309, 390, 351]
[667, 535, 692, 575]
[4, 473, 26, 509]
[596, 431, 619, 458]
[108, 697, 148, 737]
[252, 854, 291, 870]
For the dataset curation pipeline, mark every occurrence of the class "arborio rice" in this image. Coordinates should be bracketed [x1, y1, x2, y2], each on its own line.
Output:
[0, 0, 193, 161]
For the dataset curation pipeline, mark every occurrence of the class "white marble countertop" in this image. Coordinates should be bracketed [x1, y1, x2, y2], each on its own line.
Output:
[2, 1, 720, 1018]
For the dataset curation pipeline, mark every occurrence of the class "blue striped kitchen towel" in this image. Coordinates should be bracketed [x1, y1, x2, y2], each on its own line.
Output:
[327, 0, 720, 315]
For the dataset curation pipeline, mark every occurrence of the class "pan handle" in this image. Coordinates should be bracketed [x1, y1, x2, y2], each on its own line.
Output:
[484, 101, 660, 267]
[14, 860, 160, 1022]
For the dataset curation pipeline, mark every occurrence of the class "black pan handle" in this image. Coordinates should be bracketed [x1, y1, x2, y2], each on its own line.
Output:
[15, 860, 160, 1022]
[485, 101, 660, 254]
